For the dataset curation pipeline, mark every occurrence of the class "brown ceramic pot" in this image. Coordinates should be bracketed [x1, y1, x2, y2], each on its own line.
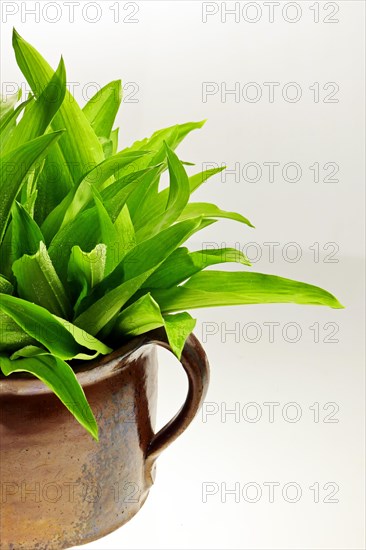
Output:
[0, 328, 209, 550]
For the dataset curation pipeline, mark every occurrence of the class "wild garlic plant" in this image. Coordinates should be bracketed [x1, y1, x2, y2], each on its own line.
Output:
[0, 30, 343, 439]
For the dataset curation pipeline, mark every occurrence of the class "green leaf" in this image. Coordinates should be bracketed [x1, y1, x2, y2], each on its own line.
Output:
[12, 242, 72, 318]
[0, 131, 63, 244]
[96, 217, 205, 297]
[134, 144, 190, 241]
[42, 150, 148, 242]
[113, 293, 164, 336]
[47, 169, 152, 283]
[100, 166, 163, 220]
[0, 223, 14, 280]
[99, 130, 120, 158]
[179, 202, 254, 228]
[34, 148, 73, 224]
[0, 90, 21, 119]
[109, 128, 119, 156]
[83, 80, 122, 139]
[92, 190, 121, 275]
[125, 164, 165, 221]
[135, 166, 226, 229]
[77, 217, 214, 335]
[11, 201, 44, 261]
[0, 96, 33, 151]
[189, 165, 226, 193]
[47, 207, 100, 283]
[12, 30, 105, 223]
[132, 163, 229, 242]
[68, 244, 106, 312]
[163, 312, 196, 358]
[0, 310, 35, 353]
[121, 121, 205, 168]
[143, 246, 251, 289]
[0, 267, 33, 354]
[12, 29, 104, 183]
[124, 121, 206, 225]
[0, 275, 13, 295]
[113, 204, 136, 263]
[165, 143, 190, 211]
[2, 57, 66, 154]
[10, 345, 47, 359]
[19, 167, 40, 214]
[0, 353, 99, 440]
[153, 271, 344, 312]
[0, 294, 111, 360]
[74, 218, 204, 334]
[53, 315, 112, 359]
[65, 149, 148, 220]
[75, 272, 150, 335]
[112, 293, 196, 358]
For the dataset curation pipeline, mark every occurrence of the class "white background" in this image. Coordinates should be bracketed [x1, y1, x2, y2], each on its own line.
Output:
[0, 1, 365, 549]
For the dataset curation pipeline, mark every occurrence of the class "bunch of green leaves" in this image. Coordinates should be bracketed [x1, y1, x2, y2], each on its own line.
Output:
[0, 31, 343, 440]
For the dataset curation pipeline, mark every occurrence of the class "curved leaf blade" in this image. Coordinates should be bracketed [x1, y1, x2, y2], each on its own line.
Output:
[113, 293, 196, 358]
[179, 202, 254, 228]
[153, 271, 344, 312]
[0, 96, 33, 151]
[12, 29, 104, 183]
[143, 246, 251, 289]
[2, 57, 66, 154]
[0, 353, 98, 440]
[0, 294, 110, 359]
[11, 201, 44, 261]
[135, 144, 190, 241]
[68, 244, 106, 313]
[74, 218, 204, 334]
[0, 131, 63, 243]
[0, 90, 21, 119]
[12, 242, 72, 318]
[0, 275, 13, 295]
[42, 150, 148, 241]
[83, 80, 122, 140]
[189, 165, 226, 193]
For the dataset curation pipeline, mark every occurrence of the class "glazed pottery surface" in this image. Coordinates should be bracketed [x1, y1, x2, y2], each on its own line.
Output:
[0, 329, 209, 549]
